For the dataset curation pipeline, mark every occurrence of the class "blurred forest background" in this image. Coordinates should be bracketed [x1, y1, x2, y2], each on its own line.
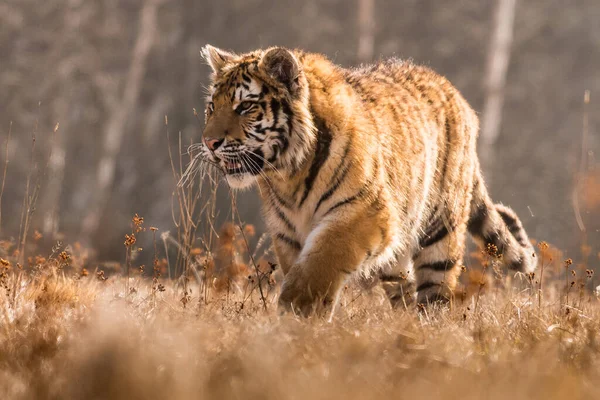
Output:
[0, 0, 598, 265]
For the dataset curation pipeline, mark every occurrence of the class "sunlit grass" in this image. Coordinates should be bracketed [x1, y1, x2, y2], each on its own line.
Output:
[0, 228, 599, 400]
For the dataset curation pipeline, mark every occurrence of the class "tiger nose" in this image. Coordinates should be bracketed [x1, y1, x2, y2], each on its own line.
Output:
[204, 137, 224, 151]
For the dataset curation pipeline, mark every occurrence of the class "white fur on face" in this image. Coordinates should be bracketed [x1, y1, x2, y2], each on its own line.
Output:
[226, 173, 256, 189]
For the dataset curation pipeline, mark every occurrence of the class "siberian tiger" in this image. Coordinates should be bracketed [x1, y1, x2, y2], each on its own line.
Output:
[196, 45, 536, 315]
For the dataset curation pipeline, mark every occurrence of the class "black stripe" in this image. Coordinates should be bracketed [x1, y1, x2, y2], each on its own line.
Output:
[270, 186, 293, 209]
[247, 132, 266, 142]
[274, 207, 296, 233]
[430, 293, 449, 302]
[419, 292, 449, 303]
[323, 189, 364, 217]
[416, 281, 440, 292]
[507, 258, 525, 271]
[280, 99, 294, 136]
[321, 161, 379, 217]
[251, 124, 268, 134]
[314, 164, 350, 214]
[419, 224, 449, 248]
[270, 99, 280, 126]
[390, 293, 411, 304]
[419, 209, 455, 248]
[417, 260, 455, 272]
[467, 203, 488, 235]
[275, 233, 301, 251]
[298, 117, 332, 207]
[497, 208, 528, 247]
[330, 140, 352, 181]
[380, 274, 404, 282]
[278, 132, 289, 153]
[497, 209, 518, 228]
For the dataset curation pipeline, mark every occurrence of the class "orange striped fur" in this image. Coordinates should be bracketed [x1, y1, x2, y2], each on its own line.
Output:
[198, 45, 536, 315]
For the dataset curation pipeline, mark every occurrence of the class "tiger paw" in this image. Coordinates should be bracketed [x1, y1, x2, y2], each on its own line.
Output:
[278, 268, 332, 317]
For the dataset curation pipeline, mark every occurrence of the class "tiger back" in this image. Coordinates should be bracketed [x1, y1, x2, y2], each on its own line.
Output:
[198, 45, 537, 315]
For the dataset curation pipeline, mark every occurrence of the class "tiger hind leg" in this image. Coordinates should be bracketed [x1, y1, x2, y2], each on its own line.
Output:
[413, 223, 467, 305]
[380, 253, 416, 309]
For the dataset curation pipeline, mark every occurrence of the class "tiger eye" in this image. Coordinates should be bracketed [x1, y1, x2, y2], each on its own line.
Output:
[237, 101, 255, 113]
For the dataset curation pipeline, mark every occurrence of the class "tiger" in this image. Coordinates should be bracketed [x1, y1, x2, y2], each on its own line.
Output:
[196, 44, 536, 316]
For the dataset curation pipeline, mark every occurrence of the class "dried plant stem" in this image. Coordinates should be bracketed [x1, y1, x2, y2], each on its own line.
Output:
[474, 261, 488, 315]
[126, 246, 131, 295]
[230, 191, 268, 311]
[538, 256, 544, 310]
[151, 228, 158, 305]
[565, 265, 570, 307]
[18, 129, 40, 266]
[0, 122, 11, 235]
[161, 232, 172, 280]
[166, 124, 219, 308]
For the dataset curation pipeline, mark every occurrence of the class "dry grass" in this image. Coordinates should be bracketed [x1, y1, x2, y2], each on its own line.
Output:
[1, 121, 600, 400]
[0, 243, 600, 400]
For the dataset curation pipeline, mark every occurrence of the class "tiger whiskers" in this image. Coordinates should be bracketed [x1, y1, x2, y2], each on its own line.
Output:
[243, 148, 285, 181]
[238, 153, 265, 197]
[239, 151, 278, 194]
[179, 148, 223, 188]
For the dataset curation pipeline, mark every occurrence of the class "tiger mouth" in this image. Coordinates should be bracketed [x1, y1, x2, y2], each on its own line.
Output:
[220, 151, 265, 176]
[224, 161, 245, 175]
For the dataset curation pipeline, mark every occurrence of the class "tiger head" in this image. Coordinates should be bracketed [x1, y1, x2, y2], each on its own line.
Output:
[200, 45, 315, 189]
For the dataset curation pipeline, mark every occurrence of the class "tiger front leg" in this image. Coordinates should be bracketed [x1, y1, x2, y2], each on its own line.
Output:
[278, 217, 381, 317]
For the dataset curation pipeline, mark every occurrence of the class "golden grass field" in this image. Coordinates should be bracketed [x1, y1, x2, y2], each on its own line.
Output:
[1, 132, 599, 399]
[1, 224, 600, 400]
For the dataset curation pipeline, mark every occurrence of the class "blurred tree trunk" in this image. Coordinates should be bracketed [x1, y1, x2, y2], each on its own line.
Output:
[480, 0, 517, 176]
[82, 0, 160, 241]
[42, 0, 84, 237]
[357, 0, 375, 63]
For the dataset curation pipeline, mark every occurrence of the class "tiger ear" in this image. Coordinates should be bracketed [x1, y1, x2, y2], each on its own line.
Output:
[201, 45, 236, 73]
[260, 47, 300, 92]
